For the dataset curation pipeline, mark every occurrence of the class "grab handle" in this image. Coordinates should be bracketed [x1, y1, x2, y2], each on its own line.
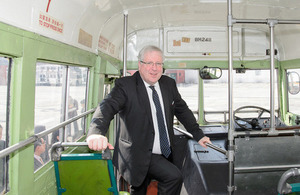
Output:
[50, 142, 112, 161]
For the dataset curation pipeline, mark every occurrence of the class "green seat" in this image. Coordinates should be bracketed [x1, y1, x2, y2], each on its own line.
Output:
[51, 142, 130, 195]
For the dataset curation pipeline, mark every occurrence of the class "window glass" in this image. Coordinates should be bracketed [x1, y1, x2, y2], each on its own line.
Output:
[66, 67, 88, 142]
[126, 29, 160, 61]
[165, 70, 199, 119]
[34, 63, 89, 170]
[287, 69, 300, 114]
[34, 63, 66, 171]
[203, 69, 278, 123]
[0, 57, 10, 193]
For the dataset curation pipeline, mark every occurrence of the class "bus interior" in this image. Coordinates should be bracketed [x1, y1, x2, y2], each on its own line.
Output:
[0, 0, 300, 194]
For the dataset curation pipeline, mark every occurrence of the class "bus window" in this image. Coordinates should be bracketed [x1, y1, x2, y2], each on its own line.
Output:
[0, 57, 10, 193]
[165, 69, 199, 119]
[67, 67, 88, 142]
[34, 64, 89, 171]
[34, 63, 67, 171]
[204, 69, 278, 123]
[287, 69, 300, 114]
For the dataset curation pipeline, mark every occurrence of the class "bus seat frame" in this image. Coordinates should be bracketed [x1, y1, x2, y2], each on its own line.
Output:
[51, 142, 118, 195]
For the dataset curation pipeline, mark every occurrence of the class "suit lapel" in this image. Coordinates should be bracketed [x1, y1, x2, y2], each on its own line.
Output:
[135, 72, 153, 125]
[159, 79, 171, 130]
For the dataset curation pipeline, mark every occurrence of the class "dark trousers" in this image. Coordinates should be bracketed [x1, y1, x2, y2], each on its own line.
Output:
[131, 154, 183, 195]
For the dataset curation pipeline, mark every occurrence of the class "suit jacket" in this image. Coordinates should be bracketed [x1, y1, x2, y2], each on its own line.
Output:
[34, 157, 43, 171]
[88, 71, 204, 186]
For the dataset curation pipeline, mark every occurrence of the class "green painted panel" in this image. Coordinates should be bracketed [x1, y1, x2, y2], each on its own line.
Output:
[34, 164, 57, 195]
[281, 58, 300, 69]
[58, 159, 113, 195]
[0, 26, 23, 56]
[106, 62, 119, 75]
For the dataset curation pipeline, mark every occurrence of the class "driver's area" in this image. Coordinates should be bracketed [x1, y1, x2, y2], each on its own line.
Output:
[234, 106, 286, 131]
[186, 67, 300, 194]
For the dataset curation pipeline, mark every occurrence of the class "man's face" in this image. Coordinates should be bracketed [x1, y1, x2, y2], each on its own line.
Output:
[39, 138, 46, 153]
[138, 51, 163, 85]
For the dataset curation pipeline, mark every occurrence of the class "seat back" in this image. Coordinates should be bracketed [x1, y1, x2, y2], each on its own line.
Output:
[51, 143, 119, 195]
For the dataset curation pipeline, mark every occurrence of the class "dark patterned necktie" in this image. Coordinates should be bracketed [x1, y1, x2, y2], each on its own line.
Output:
[149, 86, 171, 158]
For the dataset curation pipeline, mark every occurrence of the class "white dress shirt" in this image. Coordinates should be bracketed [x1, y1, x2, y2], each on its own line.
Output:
[143, 80, 170, 155]
[34, 154, 44, 164]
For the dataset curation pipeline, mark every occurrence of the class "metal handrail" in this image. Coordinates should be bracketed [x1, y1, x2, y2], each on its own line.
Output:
[235, 165, 300, 174]
[0, 108, 96, 159]
[277, 168, 300, 194]
[50, 142, 112, 161]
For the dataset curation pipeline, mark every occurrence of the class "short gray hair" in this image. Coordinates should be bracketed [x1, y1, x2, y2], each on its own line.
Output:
[137, 45, 164, 61]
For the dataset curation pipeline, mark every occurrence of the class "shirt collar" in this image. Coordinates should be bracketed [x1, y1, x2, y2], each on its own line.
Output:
[142, 80, 159, 88]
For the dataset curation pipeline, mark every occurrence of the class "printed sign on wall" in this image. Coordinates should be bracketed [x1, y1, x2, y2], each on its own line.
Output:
[166, 30, 240, 54]
[39, 12, 64, 34]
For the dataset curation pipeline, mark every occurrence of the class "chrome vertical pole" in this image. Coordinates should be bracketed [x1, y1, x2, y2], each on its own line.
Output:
[123, 10, 128, 77]
[268, 20, 278, 135]
[227, 0, 234, 145]
[227, 0, 236, 194]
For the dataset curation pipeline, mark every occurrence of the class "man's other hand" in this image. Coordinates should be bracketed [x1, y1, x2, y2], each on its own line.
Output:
[198, 136, 211, 148]
[86, 134, 114, 151]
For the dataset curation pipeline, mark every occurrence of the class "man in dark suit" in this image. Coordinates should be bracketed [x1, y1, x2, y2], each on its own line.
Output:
[34, 138, 46, 171]
[87, 45, 211, 195]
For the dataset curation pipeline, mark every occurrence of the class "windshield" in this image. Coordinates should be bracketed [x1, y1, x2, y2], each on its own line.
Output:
[203, 69, 278, 123]
[165, 69, 199, 119]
